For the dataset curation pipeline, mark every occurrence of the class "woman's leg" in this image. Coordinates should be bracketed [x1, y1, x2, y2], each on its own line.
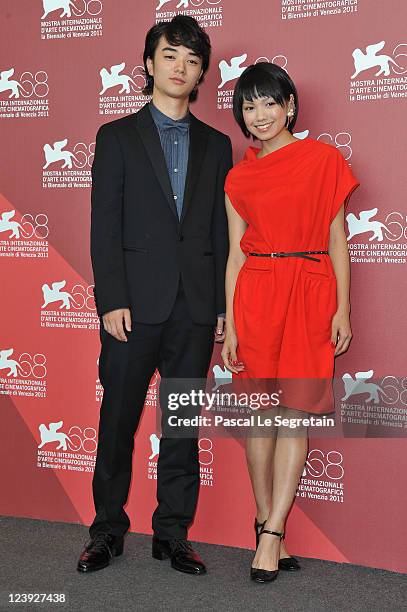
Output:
[246, 409, 277, 523]
[245, 428, 276, 524]
[251, 407, 308, 570]
[246, 408, 291, 559]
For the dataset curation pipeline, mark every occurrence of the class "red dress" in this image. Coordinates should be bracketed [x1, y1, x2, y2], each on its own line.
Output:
[224, 138, 359, 414]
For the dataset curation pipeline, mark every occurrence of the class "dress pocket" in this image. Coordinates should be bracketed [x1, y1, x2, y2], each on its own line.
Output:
[243, 257, 272, 272]
[300, 256, 336, 281]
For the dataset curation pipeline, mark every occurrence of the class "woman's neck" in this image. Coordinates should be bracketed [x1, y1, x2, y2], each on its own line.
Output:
[257, 131, 298, 158]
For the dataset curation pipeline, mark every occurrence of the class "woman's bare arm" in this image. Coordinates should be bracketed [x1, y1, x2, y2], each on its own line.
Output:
[221, 194, 248, 372]
[328, 204, 352, 355]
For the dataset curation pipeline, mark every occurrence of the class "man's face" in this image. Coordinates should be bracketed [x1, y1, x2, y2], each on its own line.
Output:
[146, 35, 203, 99]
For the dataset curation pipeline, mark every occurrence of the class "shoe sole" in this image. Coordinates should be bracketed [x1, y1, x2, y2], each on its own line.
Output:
[251, 576, 279, 583]
[77, 561, 110, 573]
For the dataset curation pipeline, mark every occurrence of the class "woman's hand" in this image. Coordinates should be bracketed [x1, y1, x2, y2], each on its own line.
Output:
[331, 308, 352, 356]
[221, 329, 245, 373]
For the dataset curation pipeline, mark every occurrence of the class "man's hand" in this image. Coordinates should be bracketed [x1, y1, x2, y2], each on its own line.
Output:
[102, 308, 132, 342]
[214, 316, 226, 343]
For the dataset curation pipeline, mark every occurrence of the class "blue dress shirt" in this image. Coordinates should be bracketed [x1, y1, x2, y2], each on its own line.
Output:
[149, 101, 190, 219]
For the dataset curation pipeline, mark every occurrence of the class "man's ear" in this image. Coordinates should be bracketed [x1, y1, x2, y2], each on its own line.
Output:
[146, 57, 154, 77]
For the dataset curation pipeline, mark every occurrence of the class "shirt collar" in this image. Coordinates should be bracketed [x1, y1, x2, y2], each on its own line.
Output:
[149, 101, 190, 129]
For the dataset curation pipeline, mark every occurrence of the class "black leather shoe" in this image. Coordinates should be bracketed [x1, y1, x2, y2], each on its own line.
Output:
[254, 518, 301, 571]
[77, 533, 124, 573]
[152, 537, 206, 575]
[251, 528, 283, 583]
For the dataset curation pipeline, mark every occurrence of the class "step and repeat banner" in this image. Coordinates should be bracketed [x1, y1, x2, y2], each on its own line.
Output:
[1, 1, 406, 573]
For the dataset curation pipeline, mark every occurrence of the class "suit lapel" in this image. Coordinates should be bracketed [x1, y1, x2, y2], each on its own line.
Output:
[180, 113, 208, 224]
[132, 105, 208, 224]
[133, 104, 179, 220]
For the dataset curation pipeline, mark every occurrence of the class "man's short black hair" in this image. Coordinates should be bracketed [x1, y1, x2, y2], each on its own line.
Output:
[233, 62, 299, 137]
[142, 15, 211, 102]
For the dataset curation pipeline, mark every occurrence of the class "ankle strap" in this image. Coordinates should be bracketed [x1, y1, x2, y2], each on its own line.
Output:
[254, 518, 266, 530]
[260, 528, 284, 540]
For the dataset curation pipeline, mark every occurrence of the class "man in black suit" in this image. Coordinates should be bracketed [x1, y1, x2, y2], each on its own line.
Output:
[77, 15, 232, 575]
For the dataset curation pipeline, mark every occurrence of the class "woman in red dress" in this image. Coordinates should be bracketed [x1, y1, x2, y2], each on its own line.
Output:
[222, 63, 359, 583]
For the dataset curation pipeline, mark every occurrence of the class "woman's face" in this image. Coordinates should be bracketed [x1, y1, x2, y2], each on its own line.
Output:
[242, 95, 291, 141]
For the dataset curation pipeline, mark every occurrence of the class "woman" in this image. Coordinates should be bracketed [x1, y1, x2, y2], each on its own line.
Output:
[222, 63, 359, 583]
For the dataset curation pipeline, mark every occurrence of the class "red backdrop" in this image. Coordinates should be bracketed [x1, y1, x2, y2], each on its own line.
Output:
[1, 0, 406, 573]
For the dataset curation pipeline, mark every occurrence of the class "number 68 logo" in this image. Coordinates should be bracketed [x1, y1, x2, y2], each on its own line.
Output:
[67, 426, 97, 453]
[304, 449, 344, 480]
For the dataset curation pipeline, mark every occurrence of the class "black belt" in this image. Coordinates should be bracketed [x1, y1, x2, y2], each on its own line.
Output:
[248, 250, 328, 262]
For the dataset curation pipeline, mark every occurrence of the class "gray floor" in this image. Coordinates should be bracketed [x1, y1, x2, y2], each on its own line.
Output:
[0, 516, 405, 611]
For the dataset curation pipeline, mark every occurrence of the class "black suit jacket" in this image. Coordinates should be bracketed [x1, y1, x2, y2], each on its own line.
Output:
[90, 103, 233, 325]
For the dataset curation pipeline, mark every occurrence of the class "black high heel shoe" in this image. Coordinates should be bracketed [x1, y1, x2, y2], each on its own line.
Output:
[254, 518, 301, 571]
[278, 537, 301, 572]
[250, 527, 284, 583]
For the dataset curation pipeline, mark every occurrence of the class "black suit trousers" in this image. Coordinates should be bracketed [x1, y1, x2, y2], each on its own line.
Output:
[89, 280, 214, 540]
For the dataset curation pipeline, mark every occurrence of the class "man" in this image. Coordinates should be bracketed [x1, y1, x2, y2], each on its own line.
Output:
[77, 15, 232, 575]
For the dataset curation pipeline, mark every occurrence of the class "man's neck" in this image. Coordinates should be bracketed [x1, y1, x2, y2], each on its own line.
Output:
[151, 91, 190, 121]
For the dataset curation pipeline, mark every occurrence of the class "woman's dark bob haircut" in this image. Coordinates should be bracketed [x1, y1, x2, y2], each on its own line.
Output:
[233, 62, 299, 137]
[142, 15, 211, 102]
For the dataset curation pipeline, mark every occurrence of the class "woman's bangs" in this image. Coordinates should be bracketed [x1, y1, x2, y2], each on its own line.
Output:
[240, 70, 282, 104]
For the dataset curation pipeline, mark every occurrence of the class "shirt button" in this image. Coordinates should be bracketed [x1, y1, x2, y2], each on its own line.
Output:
[174, 195, 178, 200]
[174, 141, 178, 145]
[174, 168, 178, 173]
